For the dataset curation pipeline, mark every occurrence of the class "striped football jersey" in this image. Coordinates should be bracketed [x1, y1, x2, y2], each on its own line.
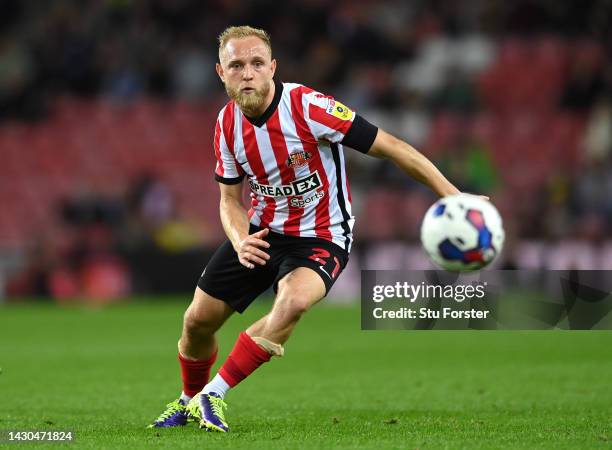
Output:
[214, 80, 377, 252]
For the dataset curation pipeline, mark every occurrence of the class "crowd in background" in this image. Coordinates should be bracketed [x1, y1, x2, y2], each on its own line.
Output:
[1, 0, 612, 299]
[1, 1, 611, 114]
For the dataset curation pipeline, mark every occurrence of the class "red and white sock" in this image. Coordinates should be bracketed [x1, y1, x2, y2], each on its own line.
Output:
[204, 332, 272, 398]
[178, 349, 217, 402]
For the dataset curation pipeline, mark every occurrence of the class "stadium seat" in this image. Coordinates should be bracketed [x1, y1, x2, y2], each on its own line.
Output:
[0, 97, 218, 248]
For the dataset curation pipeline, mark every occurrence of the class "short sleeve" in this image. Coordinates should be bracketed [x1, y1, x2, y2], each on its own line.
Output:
[304, 91, 378, 153]
[214, 106, 245, 185]
[304, 92, 356, 144]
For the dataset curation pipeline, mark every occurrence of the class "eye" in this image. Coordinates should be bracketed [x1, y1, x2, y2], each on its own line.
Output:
[254, 61, 263, 67]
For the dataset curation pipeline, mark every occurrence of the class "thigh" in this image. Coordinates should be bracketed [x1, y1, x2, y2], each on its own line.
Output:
[273, 238, 349, 296]
[197, 239, 277, 313]
[184, 287, 235, 330]
[275, 266, 327, 307]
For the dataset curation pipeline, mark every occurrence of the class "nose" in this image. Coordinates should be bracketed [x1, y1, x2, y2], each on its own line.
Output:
[242, 64, 254, 80]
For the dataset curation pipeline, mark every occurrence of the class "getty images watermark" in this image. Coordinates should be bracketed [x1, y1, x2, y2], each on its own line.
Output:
[361, 270, 612, 330]
[372, 280, 489, 320]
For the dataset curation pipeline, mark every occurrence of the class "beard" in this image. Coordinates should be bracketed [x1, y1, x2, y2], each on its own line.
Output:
[225, 81, 270, 117]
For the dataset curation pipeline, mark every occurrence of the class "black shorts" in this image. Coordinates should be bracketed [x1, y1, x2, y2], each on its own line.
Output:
[197, 225, 349, 313]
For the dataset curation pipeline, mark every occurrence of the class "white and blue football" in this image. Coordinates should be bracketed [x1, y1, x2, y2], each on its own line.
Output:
[421, 194, 505, 272]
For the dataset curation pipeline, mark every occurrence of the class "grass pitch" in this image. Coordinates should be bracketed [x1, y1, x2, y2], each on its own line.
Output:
[1, 299, 611, 449]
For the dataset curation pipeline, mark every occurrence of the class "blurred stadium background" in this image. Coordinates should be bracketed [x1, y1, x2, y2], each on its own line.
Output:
[1, 0, 611, 302]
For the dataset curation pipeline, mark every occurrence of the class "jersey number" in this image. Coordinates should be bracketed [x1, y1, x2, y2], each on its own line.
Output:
[309, 248, 341, 279]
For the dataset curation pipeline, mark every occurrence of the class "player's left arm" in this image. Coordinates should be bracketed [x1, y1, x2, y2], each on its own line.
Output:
[366, 129, 460, 198]
[304, 92, 461, 198]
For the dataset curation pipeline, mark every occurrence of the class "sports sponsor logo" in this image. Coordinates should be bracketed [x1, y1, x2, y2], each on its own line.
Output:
[319, 265, 333, 280]
[249, 171, 322, 198]
[289, 190, 324, 208]
[325, 99, 352, 120]
[286, 150, 312, 168]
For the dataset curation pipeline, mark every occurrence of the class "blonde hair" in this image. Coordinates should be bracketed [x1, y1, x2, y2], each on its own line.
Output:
[218, 26, 272, 61]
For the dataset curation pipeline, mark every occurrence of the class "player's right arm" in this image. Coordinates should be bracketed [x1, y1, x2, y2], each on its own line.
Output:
[215, 105, 270, 269]
[219, 182, 270, 269]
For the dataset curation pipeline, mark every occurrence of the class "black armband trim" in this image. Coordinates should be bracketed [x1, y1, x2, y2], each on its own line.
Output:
[215, 173, 245, 185]
[341, 115, 379, 154]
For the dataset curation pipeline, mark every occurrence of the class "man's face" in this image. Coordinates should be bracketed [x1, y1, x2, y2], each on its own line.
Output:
[216, 36, 276, 116]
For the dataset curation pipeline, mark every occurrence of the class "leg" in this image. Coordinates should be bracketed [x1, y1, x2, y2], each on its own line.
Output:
[193, 267, 326, 432]
[179, 286, 235, 360]
[191, 236, 348, 432]
[149, 288, 234, 428]
[213, 266, 326, 391]
[177, 287, 234, 399]
[246, 267, 326, 344]
[153, 233, 276, 429]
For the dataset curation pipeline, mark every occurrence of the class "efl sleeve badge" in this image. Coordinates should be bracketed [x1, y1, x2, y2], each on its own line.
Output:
[325, 99, 353, 121]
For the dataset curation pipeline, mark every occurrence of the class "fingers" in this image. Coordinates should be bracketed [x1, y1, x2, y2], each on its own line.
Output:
[245, 229, 270, 249]
[239, 250, 268, 269]
[249, 238, 270, 249]
[252, 228, 269, 239]
[239, 256, 256, 270]
[245, 252, 267, 266]
[244, 245, 270, 261]
[238, 229, 271, 269]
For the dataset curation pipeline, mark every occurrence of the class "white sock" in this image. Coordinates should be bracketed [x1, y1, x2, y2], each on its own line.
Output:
[203, 374, 230, 398]
[179, 392, 192, 405]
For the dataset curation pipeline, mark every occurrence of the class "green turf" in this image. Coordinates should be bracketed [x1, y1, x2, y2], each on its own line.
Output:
[1, 299, 611, 449]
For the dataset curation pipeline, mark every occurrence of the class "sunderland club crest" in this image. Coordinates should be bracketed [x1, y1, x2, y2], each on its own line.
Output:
[286, 150, 312, 168]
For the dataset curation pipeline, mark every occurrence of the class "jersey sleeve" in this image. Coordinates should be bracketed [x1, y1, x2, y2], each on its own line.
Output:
[304, 91, 378, 153]
[214, 107, 245, 185]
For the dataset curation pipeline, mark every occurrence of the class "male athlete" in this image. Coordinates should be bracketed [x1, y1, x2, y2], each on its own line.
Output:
[149, 26, 460, 432]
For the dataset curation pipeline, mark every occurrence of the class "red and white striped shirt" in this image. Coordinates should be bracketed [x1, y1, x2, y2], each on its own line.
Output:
[214, 81, 377, 252]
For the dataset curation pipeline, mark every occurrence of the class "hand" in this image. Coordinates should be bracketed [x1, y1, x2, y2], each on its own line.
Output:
[236, 228, 271, 269]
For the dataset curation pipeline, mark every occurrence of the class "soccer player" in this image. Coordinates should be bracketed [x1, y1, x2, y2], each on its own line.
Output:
[149, 25, 460, 432]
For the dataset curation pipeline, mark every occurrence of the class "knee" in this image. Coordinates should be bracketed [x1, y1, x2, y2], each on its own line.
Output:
[275, 287, 311, 318]
[183, 309, 217, 337]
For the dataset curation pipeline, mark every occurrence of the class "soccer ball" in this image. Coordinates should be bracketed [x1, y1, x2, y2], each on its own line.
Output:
[420, 194, 505, 272]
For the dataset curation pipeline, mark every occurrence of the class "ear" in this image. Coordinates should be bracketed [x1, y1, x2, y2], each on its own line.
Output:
[216, 63, 225, 83]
